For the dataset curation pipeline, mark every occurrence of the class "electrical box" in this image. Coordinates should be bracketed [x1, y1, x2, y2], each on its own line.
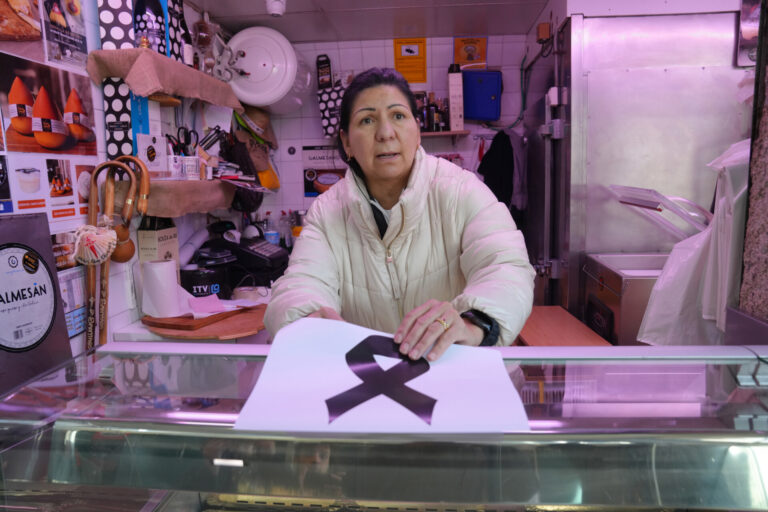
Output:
[462, 70, 502, 121]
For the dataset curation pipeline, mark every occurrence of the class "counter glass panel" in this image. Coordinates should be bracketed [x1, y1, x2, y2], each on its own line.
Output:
[0, 346, 766, 511]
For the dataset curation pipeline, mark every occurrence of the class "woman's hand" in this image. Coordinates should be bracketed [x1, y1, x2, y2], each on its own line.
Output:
[307, 307, 344, 321]
[394, 299, 484, 362]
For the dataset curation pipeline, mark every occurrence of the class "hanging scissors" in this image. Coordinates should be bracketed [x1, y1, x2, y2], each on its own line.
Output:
[168, 126, 199, 155]
[177, 126, 199, 155]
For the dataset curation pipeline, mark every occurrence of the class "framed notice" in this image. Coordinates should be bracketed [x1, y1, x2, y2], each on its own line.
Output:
[393, 38, 427, 83]
[454, 37, 487, 70]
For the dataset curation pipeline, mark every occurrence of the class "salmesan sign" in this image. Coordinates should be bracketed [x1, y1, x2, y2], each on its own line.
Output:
[0, 214, 71, 394]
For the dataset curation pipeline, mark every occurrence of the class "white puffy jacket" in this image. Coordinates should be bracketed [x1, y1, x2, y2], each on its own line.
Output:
[264, 147, 535, 345]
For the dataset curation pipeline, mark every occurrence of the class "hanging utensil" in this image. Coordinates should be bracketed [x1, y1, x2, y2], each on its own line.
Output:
[77, 160, 135, 349]
[110, 155, 151, 262]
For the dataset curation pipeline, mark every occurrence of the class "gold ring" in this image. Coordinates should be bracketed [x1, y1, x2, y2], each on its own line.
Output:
[435, 317, 450, 331]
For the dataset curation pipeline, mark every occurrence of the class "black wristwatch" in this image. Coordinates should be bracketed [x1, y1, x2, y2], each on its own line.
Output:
[460, 309, 499, 347]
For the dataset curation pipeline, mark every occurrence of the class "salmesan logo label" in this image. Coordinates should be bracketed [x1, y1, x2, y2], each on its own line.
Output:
[0, 244, 56, 352]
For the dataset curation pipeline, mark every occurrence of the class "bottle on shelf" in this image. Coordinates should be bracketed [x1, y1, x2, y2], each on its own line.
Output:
[427, 92, 437, 132]
[279, 210, 293, 252]
[179, 10, 195, 66]
[134, 0, 166, 54]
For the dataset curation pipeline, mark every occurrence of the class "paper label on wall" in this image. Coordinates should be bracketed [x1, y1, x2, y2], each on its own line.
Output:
[234, 318, 530, 433]
[0, 244, 57, 351]
[302, 145, 346, 197]
[454, 37, 487, 70]
[393, 38, 427, 83]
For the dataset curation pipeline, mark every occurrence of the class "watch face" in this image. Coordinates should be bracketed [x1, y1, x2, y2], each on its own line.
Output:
[0, 243, 57, 352]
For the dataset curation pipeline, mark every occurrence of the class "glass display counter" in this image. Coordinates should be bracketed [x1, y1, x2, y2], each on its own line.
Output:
[0, 344, 766, 511]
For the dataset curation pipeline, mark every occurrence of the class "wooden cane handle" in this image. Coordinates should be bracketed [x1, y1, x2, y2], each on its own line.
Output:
[89, 161, 134, 226]
[116, 155, 150, 216]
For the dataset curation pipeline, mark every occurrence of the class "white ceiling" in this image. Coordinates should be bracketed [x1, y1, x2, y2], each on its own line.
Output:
[189, 0, 549, 42]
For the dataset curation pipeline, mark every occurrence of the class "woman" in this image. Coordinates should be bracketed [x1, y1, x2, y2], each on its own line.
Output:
[265, 68, 534, 361]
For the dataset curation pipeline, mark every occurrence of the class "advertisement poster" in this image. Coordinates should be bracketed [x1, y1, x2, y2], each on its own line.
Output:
[0, 155, 12, 214]
[0, 0, 45, 62]
[0, 52, 96, 155]
[303, 145, 346, 197]
[0, 213, 72, 393]
[74, 162, 92, 215]
[393, 38, 426, 83]
[7, 154, 47, 213]
[51, 229, 77, 270]
[46, 157, 75, 221]
[42, 0, 88, 66]
[454, 37, 487, 70]
[57, 265, 86, 343]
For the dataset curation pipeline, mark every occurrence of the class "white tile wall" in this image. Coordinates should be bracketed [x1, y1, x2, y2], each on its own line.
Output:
[262, 35, 528, 215]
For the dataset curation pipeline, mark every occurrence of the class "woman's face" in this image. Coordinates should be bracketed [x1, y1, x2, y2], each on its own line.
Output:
[340, 85, 421, 189]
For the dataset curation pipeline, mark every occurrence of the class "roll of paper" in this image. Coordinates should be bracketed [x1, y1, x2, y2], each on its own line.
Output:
[142, 260, 182, 318]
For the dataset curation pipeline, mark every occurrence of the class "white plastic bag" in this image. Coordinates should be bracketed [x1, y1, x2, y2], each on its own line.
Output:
[637, 139, 749, 345]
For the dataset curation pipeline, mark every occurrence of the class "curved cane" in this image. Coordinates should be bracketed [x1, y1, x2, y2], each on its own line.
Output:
[116, 154, 151, 215]
[85, 160, 136, 349]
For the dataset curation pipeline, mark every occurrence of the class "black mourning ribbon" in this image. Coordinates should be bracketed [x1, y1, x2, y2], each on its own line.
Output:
[325, 335, 437, 424]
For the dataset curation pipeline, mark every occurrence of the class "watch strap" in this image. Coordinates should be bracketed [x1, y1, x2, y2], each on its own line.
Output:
[461, 309, 500, 346]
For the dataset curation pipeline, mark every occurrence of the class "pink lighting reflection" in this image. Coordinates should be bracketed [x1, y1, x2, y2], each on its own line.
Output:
[528, 420, 565, 430]
[166, 411, 239, 423]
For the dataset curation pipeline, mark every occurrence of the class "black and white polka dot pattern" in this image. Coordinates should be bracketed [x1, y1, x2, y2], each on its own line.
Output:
[318, 84, 344, 138]
[167, 0, 184, 62]
[98, 0, 135, 50]
[102, 78, 133, 159]
[98, 0, 136, 159]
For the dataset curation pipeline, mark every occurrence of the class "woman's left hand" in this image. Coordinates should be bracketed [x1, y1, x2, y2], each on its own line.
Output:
[394, 299, 484, 362]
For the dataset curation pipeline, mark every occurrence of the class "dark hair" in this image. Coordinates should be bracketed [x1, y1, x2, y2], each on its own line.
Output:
[336, 67, 418, 178]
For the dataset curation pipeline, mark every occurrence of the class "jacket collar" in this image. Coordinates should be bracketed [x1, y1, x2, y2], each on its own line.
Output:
[344, 147, 433, 244]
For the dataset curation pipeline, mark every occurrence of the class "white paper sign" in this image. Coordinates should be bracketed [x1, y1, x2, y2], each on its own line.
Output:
[234, 318, 529, 433]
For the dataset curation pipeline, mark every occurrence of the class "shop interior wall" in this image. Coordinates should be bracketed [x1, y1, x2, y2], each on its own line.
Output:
[258, 35, 530, 215]
[567, 11, 753, 318]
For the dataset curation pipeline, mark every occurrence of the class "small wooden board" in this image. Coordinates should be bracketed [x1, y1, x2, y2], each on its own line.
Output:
[141, 307, 247, 330]
[143, 305, 266, 341]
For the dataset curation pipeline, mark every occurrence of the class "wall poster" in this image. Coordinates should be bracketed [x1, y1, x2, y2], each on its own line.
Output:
[393, 38, 426, 83]
[0, 52, 96, 155]
[4, 153, 89, 223]
[0, 0, 45, 62]
[42, 0, 88, 66]
[454, 37, 487, 70]
[303, 145, 346, 197]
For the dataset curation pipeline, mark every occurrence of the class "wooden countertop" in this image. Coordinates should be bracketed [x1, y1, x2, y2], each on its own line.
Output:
[518, 306, 611, 346]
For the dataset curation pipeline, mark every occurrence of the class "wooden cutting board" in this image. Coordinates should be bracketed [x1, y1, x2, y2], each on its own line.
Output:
[143, 304, 266, 340]
[142, 307, 248, 330]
